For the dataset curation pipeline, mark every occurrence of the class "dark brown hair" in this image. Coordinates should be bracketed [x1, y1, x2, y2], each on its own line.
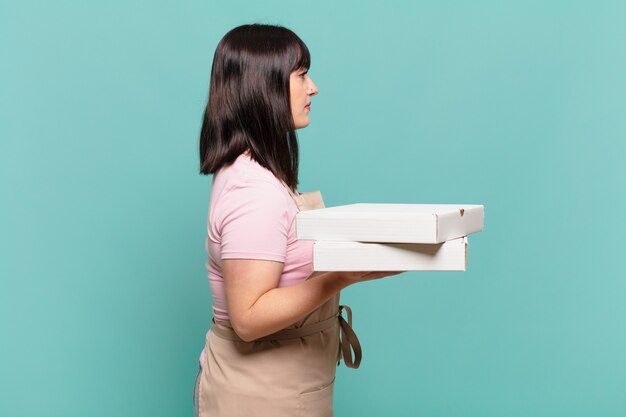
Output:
[199, 24, 311, 190]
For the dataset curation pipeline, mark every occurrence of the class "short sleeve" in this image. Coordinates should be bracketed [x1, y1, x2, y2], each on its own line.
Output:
[218, 180, 291, 262]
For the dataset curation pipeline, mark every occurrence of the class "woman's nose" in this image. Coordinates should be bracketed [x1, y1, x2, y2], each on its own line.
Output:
[308, 79, 319, 96]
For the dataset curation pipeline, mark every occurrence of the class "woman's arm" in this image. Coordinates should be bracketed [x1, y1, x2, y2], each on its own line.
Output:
[223, 259, 400, 341]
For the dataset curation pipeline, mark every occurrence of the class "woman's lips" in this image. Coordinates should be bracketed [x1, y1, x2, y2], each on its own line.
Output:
[305, 103, 311, 111]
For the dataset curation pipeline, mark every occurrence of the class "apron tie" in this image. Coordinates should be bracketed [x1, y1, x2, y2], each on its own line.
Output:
[337, 305, 362, 369]
[211, 304, 363, 369]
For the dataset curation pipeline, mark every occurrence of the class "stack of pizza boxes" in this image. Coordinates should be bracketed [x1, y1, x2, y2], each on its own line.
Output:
[295, 204, 484, 271]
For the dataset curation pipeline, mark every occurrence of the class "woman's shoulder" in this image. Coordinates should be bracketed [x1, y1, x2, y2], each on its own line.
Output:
[209, 156, 296, 236]
[212, 154, 292, 208]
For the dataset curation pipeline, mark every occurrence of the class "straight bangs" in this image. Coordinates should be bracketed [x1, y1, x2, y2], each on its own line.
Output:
[291, 36, 311, 72]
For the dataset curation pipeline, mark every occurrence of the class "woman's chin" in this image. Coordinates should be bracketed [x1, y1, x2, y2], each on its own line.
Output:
[294, 117, 310, 129]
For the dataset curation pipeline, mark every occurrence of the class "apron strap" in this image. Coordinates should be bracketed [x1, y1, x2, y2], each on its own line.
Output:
[281, 182, 325, 211]
[337, 305, 362, 369]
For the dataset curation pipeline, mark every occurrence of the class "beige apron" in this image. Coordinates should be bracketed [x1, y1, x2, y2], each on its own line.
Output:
[194, 189, 362, 417]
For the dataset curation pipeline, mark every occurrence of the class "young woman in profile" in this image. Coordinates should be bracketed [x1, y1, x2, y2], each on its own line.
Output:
[195, 24, 401, 417]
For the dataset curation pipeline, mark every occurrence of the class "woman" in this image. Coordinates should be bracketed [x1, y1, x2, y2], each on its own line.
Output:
[195, 24, 401, 417]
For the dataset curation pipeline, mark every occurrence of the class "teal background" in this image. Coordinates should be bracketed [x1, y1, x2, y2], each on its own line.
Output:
[2, 0, 625, 416]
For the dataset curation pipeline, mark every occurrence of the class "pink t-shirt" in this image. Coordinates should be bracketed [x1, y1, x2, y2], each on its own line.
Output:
[205, 153, 314, 321]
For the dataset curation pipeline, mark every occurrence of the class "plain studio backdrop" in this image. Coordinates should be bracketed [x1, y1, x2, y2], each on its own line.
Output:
[1, 1, 625, 416]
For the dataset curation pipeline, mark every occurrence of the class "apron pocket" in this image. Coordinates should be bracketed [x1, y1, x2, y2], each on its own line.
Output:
[298, 377, 335, 417]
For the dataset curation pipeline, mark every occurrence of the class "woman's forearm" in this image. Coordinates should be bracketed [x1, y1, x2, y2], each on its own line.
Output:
[235, 271, 347, 341]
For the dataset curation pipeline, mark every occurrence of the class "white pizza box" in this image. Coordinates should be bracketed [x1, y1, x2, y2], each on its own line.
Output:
[296, 204, 484, 244]
[312, 237, 468, 271]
